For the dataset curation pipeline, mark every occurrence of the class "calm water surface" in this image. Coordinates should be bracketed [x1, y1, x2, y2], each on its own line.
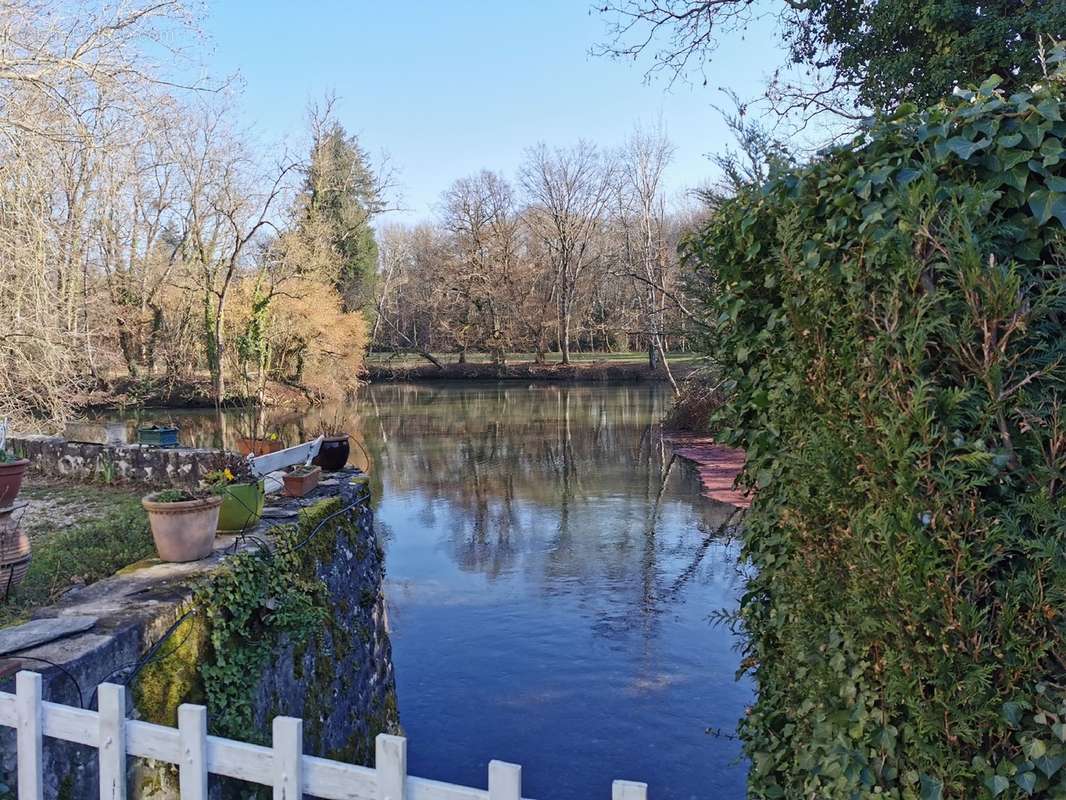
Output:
[123, 383, 751, 799]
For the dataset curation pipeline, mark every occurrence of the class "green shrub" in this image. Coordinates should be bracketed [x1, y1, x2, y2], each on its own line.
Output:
[685, 62, 1066, 799]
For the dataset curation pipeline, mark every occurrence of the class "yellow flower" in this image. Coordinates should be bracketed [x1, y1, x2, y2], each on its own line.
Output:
[223, 468, 234, 482]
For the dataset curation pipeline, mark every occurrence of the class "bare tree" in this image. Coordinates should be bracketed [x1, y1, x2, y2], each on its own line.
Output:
[439, 170, 528, 366]
[520, 141, 614, 364]
[593, 0, 867, 131]
[593, 1, 765, 87]
[616, 123, 679, 392]
[165, 106, 298, 405]
[0, 0, 203, 425]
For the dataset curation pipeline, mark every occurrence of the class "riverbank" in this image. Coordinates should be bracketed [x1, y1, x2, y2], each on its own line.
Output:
[367, 359, 694, 383]
[67, 357, 697, 416]
[72, 375, 325, 413]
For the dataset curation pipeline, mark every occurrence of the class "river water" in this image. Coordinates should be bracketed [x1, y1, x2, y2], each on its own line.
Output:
[120, 382, 751, 799]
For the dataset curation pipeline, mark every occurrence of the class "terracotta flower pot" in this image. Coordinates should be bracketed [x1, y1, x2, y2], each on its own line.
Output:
[0, 459, 30, 507]
[142, 493, 223, 562]
[0, 504, 31, 596]
[312, 435, 350, 471]
[283, 465, 322, 498]
[236, 437, 285, 457]
[216, 480, 266, 533]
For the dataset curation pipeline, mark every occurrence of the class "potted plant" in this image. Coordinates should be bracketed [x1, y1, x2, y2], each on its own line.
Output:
[236, 432, 285, 457]
[205, 454, 265, 534]
[283, 464, 322, 498]
[141, 489, 223, 562]
[0, 448, 30, 507]
[311, 414, 351, 472]
[0, 503, 31, 595]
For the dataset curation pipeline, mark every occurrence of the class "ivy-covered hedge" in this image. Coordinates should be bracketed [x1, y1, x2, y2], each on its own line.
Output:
[686, 64, 1066, 799]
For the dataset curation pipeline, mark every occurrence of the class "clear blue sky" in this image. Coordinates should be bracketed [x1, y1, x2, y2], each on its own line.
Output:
[201, 1, 784, 225]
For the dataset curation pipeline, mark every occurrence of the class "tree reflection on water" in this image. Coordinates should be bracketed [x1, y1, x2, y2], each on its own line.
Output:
[118, 382, 751, 799]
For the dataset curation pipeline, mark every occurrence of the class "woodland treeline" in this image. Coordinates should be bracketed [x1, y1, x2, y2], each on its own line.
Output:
[0, 1, 381, 425]
[370, 132, 703, 374]
[1, 0, 706, 427]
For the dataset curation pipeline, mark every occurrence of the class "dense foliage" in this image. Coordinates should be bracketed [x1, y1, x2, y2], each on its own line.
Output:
[685, 66, 1066, 798]
[785, 0, 1066, 111]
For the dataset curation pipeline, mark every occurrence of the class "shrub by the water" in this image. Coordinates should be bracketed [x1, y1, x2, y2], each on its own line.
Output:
[664, 372, 728, 433]
[686, 63, 1066, 799]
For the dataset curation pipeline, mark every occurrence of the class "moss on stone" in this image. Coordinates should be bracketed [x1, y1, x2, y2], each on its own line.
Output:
[133, 611, 209, 727]
[127, 487, 397, 794]
[56, 774, 75, 800]
[289, 497, 351, 578]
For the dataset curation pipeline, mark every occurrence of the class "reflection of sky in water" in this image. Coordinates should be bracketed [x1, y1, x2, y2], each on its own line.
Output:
[371, 384, 751, 800]
[117, 383, 752, 799]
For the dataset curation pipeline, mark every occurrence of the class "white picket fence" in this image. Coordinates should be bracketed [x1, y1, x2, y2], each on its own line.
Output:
[0, 671, 649, 800]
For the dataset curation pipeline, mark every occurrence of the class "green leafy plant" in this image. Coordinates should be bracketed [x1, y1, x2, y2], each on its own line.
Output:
[202, 451, 256, 491]
[686, 60, 1066, 799]
[193, 498, 347, 740]
[148, 489, 204, 504]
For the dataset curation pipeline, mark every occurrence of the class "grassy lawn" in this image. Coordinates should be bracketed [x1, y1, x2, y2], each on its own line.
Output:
[0, 482, 155, 628]
[367, 351, 703, 367]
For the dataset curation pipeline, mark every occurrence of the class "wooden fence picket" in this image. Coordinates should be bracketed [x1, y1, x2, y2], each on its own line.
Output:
[0, 670, 651, 800]
[178, 704, 208, 800]
[489, 760, 522, 800]
[97, 683, 127, 799]
[15, 671, 43, 800]
[375, 733, 407, 800]
[273, 716, 303, 800]
[612, 780, 649, 800]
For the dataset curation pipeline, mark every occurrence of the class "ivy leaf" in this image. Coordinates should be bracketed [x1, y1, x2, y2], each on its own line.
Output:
[1027, 189, 1066, 227]
[919, 774, 943, 800]
[1024, 739, 1048, 760]
[934, 136, 992, 161]
[896, 167, 922, 185]
[1003, 701, 1024, 728]
[979, 75, 1004, 92]
[983, 775, 1009, 796]
[1013, 237, 1042, 261]
[1037, 99, 1064, 122]
[1020, 120, 1046, 148]
[1035, 753, 1066, 778]
[1002, 165, 1029, 192]
[1052, 722, 1066, 742]
[1001, 149, 1035, 170]
[1016, 770, 1037, 796]
[1046, 175, 1066, 193]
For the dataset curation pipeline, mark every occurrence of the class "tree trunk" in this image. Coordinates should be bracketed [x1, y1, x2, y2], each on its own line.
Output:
[560, 296, 571, 365]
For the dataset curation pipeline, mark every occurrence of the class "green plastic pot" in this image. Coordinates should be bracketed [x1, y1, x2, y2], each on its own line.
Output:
[216, 480, 265, 534]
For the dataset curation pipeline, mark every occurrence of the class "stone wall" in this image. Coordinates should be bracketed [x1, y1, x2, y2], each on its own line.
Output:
[0, 473, 399, 799]
[6, 435, 219, 488]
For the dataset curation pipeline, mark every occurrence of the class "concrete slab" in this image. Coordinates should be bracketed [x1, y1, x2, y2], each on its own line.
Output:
[0, 615, 98, 655]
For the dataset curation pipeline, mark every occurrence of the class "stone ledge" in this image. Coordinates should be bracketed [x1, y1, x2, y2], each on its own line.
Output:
[7, 434, 225, 487]
[0, 469, 398, 798]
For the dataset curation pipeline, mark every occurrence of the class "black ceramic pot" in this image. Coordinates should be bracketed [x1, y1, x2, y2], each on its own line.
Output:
[313, 435, 350, 471]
